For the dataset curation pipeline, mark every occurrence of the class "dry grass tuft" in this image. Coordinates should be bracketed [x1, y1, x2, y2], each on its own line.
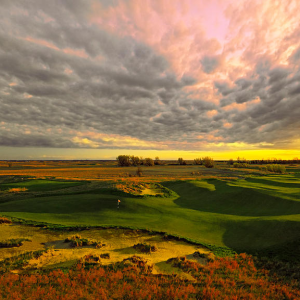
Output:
[0, 217, 12, 224]
[7, 187, 28, 193]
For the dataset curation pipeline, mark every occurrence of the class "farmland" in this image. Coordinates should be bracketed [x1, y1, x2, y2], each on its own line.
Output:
[1, 160, 300, 299]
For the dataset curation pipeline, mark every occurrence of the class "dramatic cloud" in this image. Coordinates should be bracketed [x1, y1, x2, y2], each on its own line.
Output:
[0, 0, 300, 156]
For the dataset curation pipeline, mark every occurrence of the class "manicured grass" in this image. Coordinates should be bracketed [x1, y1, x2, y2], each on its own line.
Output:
[0, 179, 84, 192]
[1, 172, 300, 254]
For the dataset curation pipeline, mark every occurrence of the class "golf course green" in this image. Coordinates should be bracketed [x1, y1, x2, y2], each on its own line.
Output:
[1, 171, 300, 254]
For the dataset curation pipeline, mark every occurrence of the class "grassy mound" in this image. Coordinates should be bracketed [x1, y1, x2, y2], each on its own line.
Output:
[64, 235, 105, 248]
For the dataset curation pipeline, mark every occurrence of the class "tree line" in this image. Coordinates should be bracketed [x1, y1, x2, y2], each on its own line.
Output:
[117, 155, 215, 168]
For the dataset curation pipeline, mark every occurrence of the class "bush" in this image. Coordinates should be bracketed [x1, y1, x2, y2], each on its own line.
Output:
[262, 164, 286, 174]
[0, 238, 31, 248]
[144, 158, 154, 166]
[133, 243, 157, 253]
[233, 162, 248, 168]
[228, 159, 234, 165]
[100, 253, 110, 259]
[178, 158, 187, 165]
[116, 155, 131, 167]
[154, 156, 161, 165]
[202, 157, 214, 168]
[194, 158, 203, 165]
[64, 235, 105, 248]
[130, 156, 140, 166]
[0, 217, 12, 224]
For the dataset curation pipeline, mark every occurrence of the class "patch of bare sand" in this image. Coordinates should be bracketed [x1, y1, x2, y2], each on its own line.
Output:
[1, 225, 213, 277]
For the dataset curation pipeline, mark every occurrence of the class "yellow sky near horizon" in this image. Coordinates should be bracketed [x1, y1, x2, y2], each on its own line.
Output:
[0, 147, 299, 161]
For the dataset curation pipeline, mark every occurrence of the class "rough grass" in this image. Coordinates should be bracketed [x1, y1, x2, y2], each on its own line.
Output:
[0, 179, 84, 192]
[0, 238, 31, 248]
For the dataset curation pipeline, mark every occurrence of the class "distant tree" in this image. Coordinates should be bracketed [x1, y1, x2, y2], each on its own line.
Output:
[193, 158, 203, 165]
[178, 158, 186, 165]
[202, 156, 214, 168]
[130, 156, 140, 166]
[144, 158, 154, 166]
[116, 155, 131, 167]
[154, 156, 161, 165]
[139, 157, 144, 165]
[228, 159, 234, 166]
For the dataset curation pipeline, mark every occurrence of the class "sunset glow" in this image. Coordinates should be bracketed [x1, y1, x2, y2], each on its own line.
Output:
[0, 0, 299, 160]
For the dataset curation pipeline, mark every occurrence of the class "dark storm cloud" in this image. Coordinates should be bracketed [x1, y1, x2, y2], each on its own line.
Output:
[0, 0, 300, 151]
[215, 63, 300, 146]
[200, 55, 220, 74]
[1, 0, 219, 149]
[290, 47, 300, 63]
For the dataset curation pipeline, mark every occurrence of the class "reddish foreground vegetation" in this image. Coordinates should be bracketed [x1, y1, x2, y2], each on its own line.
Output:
[0, 254, 299, 300]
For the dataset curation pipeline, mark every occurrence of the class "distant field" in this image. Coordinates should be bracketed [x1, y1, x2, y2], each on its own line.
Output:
[1, 162, 300, 254]
[0, 160, 260, 180]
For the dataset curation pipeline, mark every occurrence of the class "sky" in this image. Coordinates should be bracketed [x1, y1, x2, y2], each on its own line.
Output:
[0, 0, 300, 160]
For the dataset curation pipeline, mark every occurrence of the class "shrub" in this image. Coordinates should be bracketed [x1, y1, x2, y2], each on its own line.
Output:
[130, 156, 140, 166]
[178, 158, 187, 165]
[0, 238, 31, 248]
[0, 217, 12, 224]
[64, 235, 105, 248]
[116, 155, 131, 167]
[233, 162, 248, 168]
[228, 159, 234, 165]
[202, 157, 214, 168]
[264, 164, 286, 174]
[81, 254, 101, 265]
[154, 156, 161, 165]
[144, 158, 154, 166]
[133, 243, 157, 253]
[194, 158, 203, 165]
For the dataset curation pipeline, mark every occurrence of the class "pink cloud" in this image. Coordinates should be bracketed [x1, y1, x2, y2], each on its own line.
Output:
[223, 122, 232, 128]
[223, 97, 261, 111]
[24, 37, 89, 59]
[62, 48, 88, 58]
[206, 110, 218, 117]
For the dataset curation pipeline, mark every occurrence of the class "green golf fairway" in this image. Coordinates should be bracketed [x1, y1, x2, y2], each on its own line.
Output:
[1, 174, 300, 252]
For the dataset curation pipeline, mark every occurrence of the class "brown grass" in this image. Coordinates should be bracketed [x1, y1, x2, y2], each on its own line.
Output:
[0, 160, 251, 181]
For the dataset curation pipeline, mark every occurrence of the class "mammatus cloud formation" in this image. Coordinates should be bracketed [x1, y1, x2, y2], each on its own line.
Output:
[0, 0, 300, 154]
